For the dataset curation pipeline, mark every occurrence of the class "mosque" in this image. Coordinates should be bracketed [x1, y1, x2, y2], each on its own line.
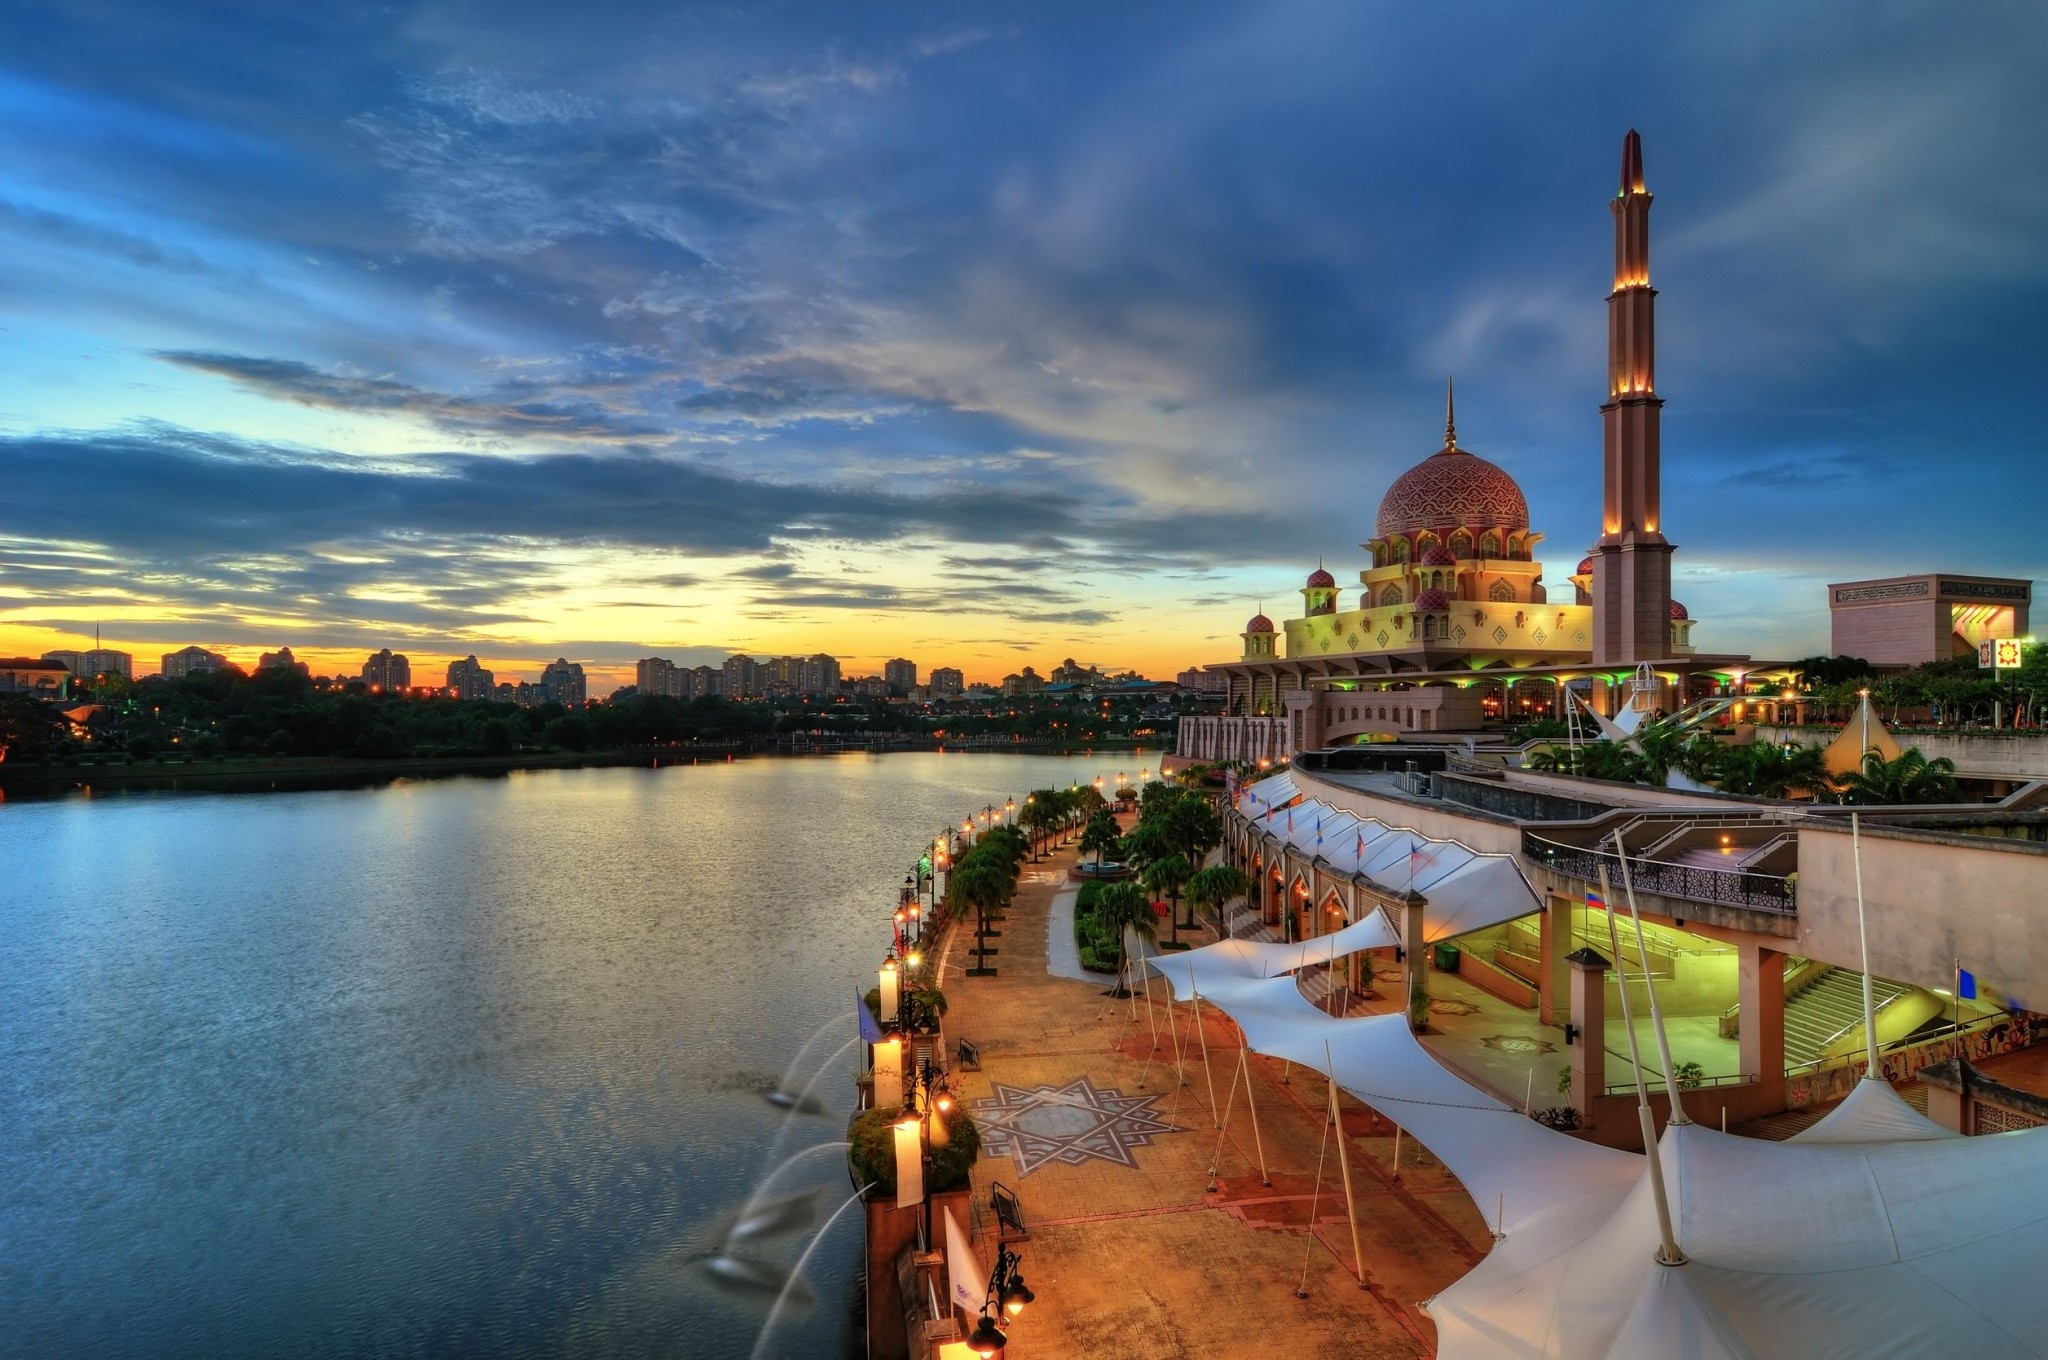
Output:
[1178, 131, 1782, 767]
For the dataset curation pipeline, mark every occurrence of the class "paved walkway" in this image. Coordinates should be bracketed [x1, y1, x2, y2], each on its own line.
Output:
[937, 829, 1491, 1358]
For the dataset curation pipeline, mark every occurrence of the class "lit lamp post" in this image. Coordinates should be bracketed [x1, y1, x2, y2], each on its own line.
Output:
[965, 1244, 1035, 1356]
[1004, 795, 1015, 827]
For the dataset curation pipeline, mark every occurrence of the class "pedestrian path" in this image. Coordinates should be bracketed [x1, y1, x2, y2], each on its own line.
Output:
[938, 830, 1490, 1358]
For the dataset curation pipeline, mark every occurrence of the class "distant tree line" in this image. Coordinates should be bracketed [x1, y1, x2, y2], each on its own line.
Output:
[0, 667, 776, 764]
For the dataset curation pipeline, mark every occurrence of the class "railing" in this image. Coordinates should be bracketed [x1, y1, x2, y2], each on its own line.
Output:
[1524, 832, 1796, 914]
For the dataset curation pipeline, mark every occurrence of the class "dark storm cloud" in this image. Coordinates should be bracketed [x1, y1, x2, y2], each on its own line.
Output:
[0, 0, 2044, 661]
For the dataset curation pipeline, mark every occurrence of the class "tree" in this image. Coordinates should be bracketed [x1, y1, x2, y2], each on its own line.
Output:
[1093, 881, 1158, 998]
[1165, 795, 1222, 867]
[0, 695, 72, 763]
[1185, 865, 1250, 935]
[1717, 741, 1831, 800]
[1838, 747, 1959, 805]
[949, 860, 1015, 973]
[1142, 854, 1195, 946]
[1078, 810, 1121, 868]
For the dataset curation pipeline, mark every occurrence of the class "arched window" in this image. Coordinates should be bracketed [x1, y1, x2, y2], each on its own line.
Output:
[1415, 532, 1439, 558]
[1479, 531, 1500, 558]
[1379, 584, 1403, 608]
[1576, 584, 1592, 606]
[1489, 579, 1516, 603]
[1391, 538, 1410, 564]
[1423, 616, 1437, 639]
[1449, 529, 1473, 558]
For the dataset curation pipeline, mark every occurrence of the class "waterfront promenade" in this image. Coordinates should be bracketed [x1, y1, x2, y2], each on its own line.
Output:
[936, 820, 1492, 1357]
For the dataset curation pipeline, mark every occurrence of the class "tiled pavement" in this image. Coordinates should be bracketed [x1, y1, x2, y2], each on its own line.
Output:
[935, 831, 1492, 1358]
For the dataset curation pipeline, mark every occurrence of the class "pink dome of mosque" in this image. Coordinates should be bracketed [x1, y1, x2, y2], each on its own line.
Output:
[1306, 566, 1336, 588]
[1420, 545, 1458, 567]
[1413, 588, 1450, 611]
[1375, 445, 1530, 540]
[1670, 599, 1689, 620]
[1245, 613, 1275, 633]
[1577, 556, 1595, 575]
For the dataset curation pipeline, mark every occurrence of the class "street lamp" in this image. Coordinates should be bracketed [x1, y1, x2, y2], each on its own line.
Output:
[1004, 795, 1015, 826]
[965, 1243, 1034, 1356]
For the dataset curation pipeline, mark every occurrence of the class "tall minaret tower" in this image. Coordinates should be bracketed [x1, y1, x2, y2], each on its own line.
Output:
[1591, 129, 1675, 664]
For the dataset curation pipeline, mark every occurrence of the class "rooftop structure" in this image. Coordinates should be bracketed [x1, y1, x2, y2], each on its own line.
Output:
[1829, 572, 2033, 667]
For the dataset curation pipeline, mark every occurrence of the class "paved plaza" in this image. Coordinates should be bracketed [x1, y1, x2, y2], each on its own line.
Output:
[937, 828, 1494, 1358]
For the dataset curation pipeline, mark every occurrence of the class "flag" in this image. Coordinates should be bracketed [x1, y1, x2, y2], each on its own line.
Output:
[857, 988, 885, 1044]
[1958, 969, 1978, 1001]
[1315, 816, 1323, 848]
[1286, 808, 1293, 836]
[1355, 831, 1364, 863]
[944, 1205, 986, 1314]
[1586, 888, 1605, 912]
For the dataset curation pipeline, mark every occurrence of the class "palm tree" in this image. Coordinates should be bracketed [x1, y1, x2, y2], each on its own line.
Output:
[1019, 788, 1059, 858]
[1838, 747, 1960, 805]
[1184, 864, 1250, 935]
[950, 860, 1014, 974]
[1118, 820, 1174, 870]
[1717, 741, 1831, 800]
[1165, 795, 1221, 867]
[1142, 854, 1194, 946]
[1093, 881, 1158, 998]
[1078, 809, 1121, 868]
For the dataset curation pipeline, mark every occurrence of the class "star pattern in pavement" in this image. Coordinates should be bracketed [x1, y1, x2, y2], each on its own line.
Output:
[974, 1076, 1184, 1177]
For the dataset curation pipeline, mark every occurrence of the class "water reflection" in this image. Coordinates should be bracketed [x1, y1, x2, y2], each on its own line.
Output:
[0, 752, 1118, 1358]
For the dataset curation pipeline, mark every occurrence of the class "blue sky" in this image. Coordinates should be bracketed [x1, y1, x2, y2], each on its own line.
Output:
[1, 1, 2042, 683]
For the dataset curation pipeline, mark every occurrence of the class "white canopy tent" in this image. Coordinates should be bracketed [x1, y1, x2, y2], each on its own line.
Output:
[1146, 910, 1400, 993]
[1244, 796, 1543, 941]
[1157, 925, 2048, 1359]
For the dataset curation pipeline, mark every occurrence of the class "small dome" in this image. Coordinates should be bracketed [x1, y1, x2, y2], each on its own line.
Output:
[1576, 556, 1595, 575]
[1670, 599, 1689, 620]
[1245, 613, 1275, 633]
[1306, 566, 1336, 589]
[1420, 545, 1458, 567]
[1413, 589, 1449, 611]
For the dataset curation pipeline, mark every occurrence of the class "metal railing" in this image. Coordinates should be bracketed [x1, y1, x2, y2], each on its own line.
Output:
[1524, 832, 1796, 914]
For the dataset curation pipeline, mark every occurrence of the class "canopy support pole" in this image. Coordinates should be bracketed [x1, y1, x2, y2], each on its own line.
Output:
[1324, 1041, 1368, 1288]
[1613, 831, 1690, 1125]
[1192, 986, 1220, 1127]
[1205, 1045, 1245, 1193]
[1241, 1044, 1272, 1186]
[1853, 812, 1882, 1078]
[1600, 863, 1686, 1267]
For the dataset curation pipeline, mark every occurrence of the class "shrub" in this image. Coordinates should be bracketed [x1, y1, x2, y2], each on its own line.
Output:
[1534, 1106, 1581, 1130]
[847, 1105, 981, 1198]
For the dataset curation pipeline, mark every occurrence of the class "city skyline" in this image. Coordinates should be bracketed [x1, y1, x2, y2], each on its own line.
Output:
[1, 5, 2043, 682]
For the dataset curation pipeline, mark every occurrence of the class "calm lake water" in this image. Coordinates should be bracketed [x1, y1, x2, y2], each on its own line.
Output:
[0, 751, 1124, 1359]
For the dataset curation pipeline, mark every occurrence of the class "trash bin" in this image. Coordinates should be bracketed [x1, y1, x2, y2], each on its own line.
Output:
[1433, 942, 1461, 973]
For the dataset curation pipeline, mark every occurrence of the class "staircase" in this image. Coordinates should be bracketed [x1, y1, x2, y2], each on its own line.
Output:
[1783, 968, 1914, 1068]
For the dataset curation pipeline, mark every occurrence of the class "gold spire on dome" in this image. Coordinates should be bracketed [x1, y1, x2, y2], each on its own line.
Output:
[1444, 376, 1459, 451]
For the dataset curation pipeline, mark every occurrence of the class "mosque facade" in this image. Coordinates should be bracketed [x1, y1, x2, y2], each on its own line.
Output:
[1179, 132, 1752, 767]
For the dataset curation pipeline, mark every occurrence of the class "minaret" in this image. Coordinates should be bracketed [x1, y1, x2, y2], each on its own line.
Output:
[1591, 129, 1675, 664]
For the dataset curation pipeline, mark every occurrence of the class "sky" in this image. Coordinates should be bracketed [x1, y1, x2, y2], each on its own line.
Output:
[1, 1, 2044, 689]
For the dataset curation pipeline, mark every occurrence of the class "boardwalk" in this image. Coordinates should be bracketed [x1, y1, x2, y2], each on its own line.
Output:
[936, 826, 1492, 1358]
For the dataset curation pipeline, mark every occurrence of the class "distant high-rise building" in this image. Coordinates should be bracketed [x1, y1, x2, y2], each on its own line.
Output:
[1176, 666, 1226, 694]
[723, 654, 759, 700]
[361, 649, 411, 690]
[637, 656, 682, 698]
[1001, 667, 1046, 696]
[449, 655, 495, 700]
[929, 667, 964, 697]
[687, 665, 721, 698]
[801, 652, 842, 696]
[162, 645, 228, 679]
[883, 658, 917, 694]
[1050, 657, 1103, 686]
[538, 657, 587, 707]
[257, 646, 311, 677]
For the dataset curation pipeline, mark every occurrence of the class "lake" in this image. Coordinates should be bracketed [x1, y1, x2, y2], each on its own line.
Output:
[0, 751, 1129, 1358]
